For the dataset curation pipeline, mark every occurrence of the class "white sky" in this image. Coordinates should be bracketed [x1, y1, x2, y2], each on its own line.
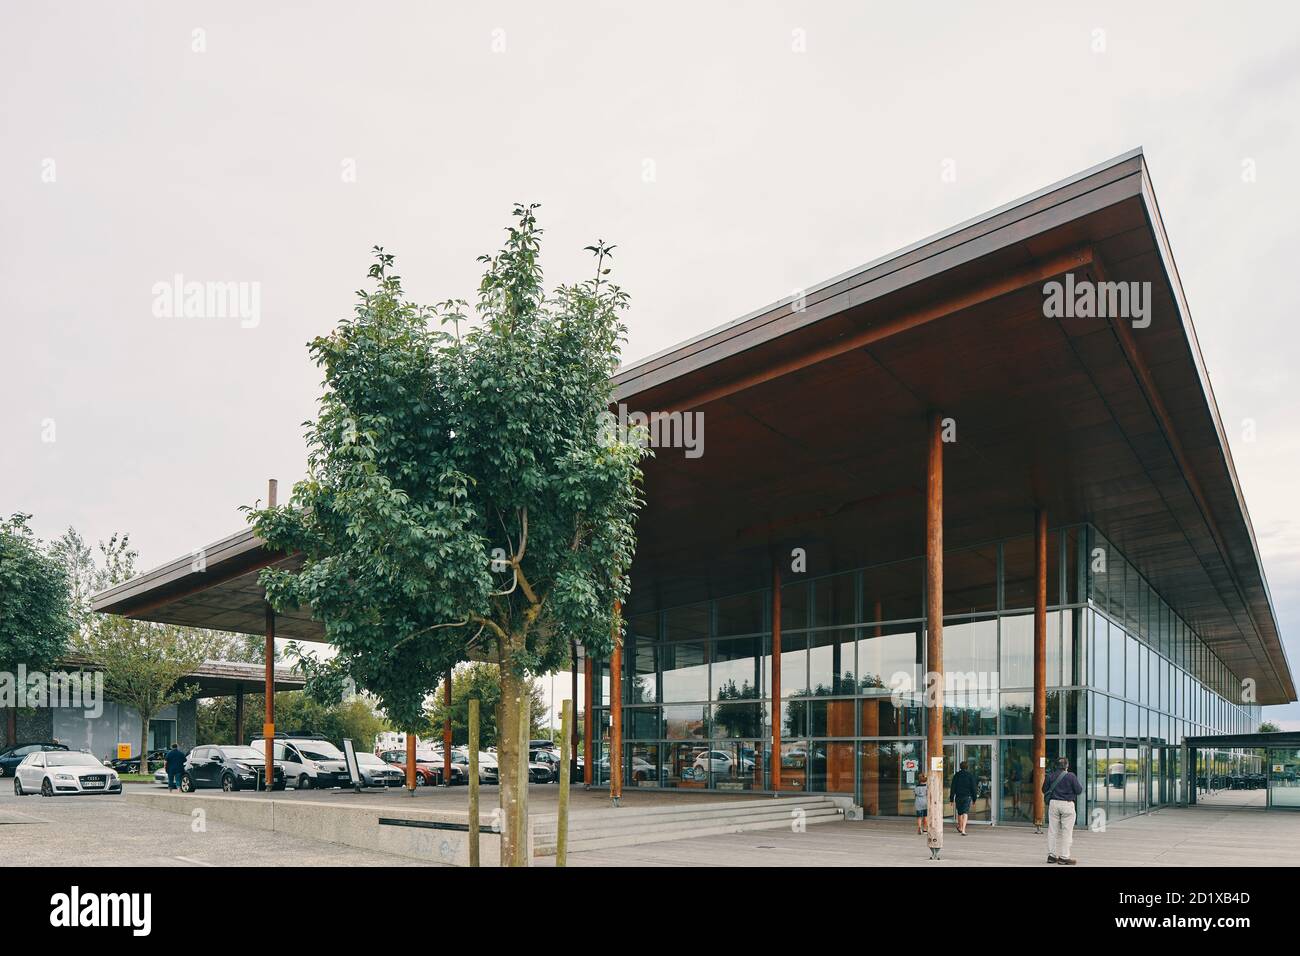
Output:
[3, 2, 1298, 727]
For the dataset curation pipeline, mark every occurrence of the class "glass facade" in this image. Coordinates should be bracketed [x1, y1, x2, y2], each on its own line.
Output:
[593, 523, 1264, 824]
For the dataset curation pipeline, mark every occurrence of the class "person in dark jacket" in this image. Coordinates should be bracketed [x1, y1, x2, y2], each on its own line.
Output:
[1043, 756, 1084, 864]
[164, 744, 186, 793]
[949, 761, 978, 835]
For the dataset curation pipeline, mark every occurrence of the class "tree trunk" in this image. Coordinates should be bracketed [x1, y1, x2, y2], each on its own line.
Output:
[4, 707, 15, 748]
[497, 663, 525, 866]
[141, 714, 150, 776]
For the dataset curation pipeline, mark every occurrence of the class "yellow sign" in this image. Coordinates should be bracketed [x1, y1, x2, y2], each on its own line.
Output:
[116, 743, 131, 760]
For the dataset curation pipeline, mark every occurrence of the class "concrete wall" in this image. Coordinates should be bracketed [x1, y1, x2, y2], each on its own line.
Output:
[51, 701, 179, 759]
[129, 791, 520, 866]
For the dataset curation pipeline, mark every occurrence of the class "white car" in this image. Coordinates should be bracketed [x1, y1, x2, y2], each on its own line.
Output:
[14, 750, 122, 796]
[249, 734, 349, 789]
[450, 748, 500, 784]
[693, 750, 754, 778]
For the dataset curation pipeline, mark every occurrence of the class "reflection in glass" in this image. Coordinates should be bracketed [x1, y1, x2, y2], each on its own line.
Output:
[808, 629, 855, 694]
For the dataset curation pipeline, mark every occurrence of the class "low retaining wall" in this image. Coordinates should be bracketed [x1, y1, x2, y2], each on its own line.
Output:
[128, 790, 527, 866]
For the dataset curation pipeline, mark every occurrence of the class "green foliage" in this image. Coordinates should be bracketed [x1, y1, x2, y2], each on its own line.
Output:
[427, 662, 546, 747]
[197, 691, 389, 750]
[250, 205, 647, 734]
[0, 514, 72, 675]
[1258, 720, 1280, 734]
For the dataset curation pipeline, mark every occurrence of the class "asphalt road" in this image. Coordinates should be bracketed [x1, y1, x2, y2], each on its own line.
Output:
[0, 784, 434, 866]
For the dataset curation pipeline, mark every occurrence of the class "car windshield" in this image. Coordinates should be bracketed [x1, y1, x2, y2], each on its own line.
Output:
[45, 752, 101, 768]
[296, 742, 344, 760]
[221, 747, 262, 761]
[355, 753, 382, 766]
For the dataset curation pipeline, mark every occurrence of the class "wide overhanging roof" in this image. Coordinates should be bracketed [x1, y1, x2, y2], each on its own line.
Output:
[91, 150, 1292, 705]
[60, 653, 304, 697]
[91, 528, 325, 642]
[613, 148, 1293, 706]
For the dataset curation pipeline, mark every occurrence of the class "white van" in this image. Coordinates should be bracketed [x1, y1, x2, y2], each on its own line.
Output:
[249, 733, 349, 790]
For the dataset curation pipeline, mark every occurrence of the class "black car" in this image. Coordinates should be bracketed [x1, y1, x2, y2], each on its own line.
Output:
[0, 742, 68, 777]
[180, 745, 286, 792]
[108, 749, 166, 773]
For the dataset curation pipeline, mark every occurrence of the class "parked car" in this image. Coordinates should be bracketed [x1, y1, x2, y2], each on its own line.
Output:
[153, 766, 168, 787]
[0, 742, 68, 777]
[354, 751, 405, 788]
[376, 749, 445, 786]
[13, 750, 121, 796]
[529, 749, 565, 782]
[108, 749, 167, 774]
[693, 750, 754, 778]
[452, 748, 499, 785]
[249, 733, 349, 789]
[180, 745, 285, 792]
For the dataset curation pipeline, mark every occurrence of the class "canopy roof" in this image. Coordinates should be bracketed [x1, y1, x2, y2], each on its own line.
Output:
[91, 149, 1294, 705]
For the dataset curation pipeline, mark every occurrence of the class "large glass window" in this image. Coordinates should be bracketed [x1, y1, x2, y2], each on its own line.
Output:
[859, 740, 919, 816]
[1000, 614, 1034, 688]
[855, 622, 921, 693]
[808, 629, 855, 695]
[716, 591, 763, 637]
[713, 635, 766, 701]
[944, 544, 998, 615]
[862, 558, 922, 623]
[813, 571, 857, 628]
[660, 640, 708, 702]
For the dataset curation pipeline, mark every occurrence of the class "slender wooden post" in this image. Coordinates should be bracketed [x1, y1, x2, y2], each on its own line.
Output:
[263, 478, 278, 791]
[925, 413, 945, 856]
[263, 605, 275, 790]
[570, 640, 580, 784]
[514, 695, 529, 865]
[405, 731, 416, 794]
[1032, 509, 1048, 829]
[583, 652, 593, 788]
[771, 562, 782, 791]
[557, 699, 572, 866]
[468, 697, 480, 867]
[610, 601, 623, 806]
[443, 668, 453, 786]
[234, 684, 244, 745]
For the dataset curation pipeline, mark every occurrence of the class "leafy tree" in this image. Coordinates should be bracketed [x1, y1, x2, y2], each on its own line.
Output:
[198, 691, 388, 750]
[251, 206, 646, 863]
[1258, 720, 1280, 734]
[79, 535, 214, 769]
[0, 514, 72, 745]
[428, 662, 546, 747]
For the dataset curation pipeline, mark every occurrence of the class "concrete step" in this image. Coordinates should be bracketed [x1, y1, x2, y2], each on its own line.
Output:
[532, 798, 844, 855]
[532, 797, 839, 838]
[556, 807, 845, 854]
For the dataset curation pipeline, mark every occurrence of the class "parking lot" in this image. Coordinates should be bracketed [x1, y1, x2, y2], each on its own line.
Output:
[0, 787, 435, 867]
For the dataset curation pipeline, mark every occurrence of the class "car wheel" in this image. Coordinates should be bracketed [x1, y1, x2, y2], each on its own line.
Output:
[222, 773, 237, 792]
[297, 774, 312, 790]
[179, 774, 195, 793]
[415, 773, 426, 787]
[13, 776, 24, 796]
[41, 778, 54, 797]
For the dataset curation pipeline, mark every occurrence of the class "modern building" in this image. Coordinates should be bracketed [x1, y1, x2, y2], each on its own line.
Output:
[92, 150, 1296, 822]
[8, 658, 303, 760]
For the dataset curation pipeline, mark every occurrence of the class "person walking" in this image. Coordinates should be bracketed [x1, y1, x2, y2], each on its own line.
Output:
[949, 760, 977, 835]
[914, 772, 929, 835]
[164, 743, 186, 793]
[1043, 756, 1084, 864]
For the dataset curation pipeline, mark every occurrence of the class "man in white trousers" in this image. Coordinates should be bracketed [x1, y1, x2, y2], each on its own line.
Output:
[1043, 756, 1083, 864]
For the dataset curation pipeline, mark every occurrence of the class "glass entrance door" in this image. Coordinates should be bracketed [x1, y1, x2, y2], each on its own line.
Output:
[942, 740, 996, 824]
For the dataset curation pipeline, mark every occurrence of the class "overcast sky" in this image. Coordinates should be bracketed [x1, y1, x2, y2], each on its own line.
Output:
[3, 2, 1298, 726]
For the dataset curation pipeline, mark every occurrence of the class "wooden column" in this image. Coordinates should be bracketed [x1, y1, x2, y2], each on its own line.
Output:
[234, 684, 245, 745]
[443, 668, 453, 786]
[405, 731, 416, 792]
[609, 601, 623, 805]
[771, 562, 782, 791]
[1032, 509, 1048, 828]
[583, 652, 593, 787]
[570, 640, 580, 783]
[263, 605, 275, 789]
[263, 478, 277, 790]
[925, 413, 944, 854]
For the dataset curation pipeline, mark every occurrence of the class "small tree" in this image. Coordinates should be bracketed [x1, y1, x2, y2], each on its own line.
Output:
[80, 535, 214, 768]
[252, 205, 646, 863]
[428, 662, 546, 747]
[0, 515, 71, 746]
